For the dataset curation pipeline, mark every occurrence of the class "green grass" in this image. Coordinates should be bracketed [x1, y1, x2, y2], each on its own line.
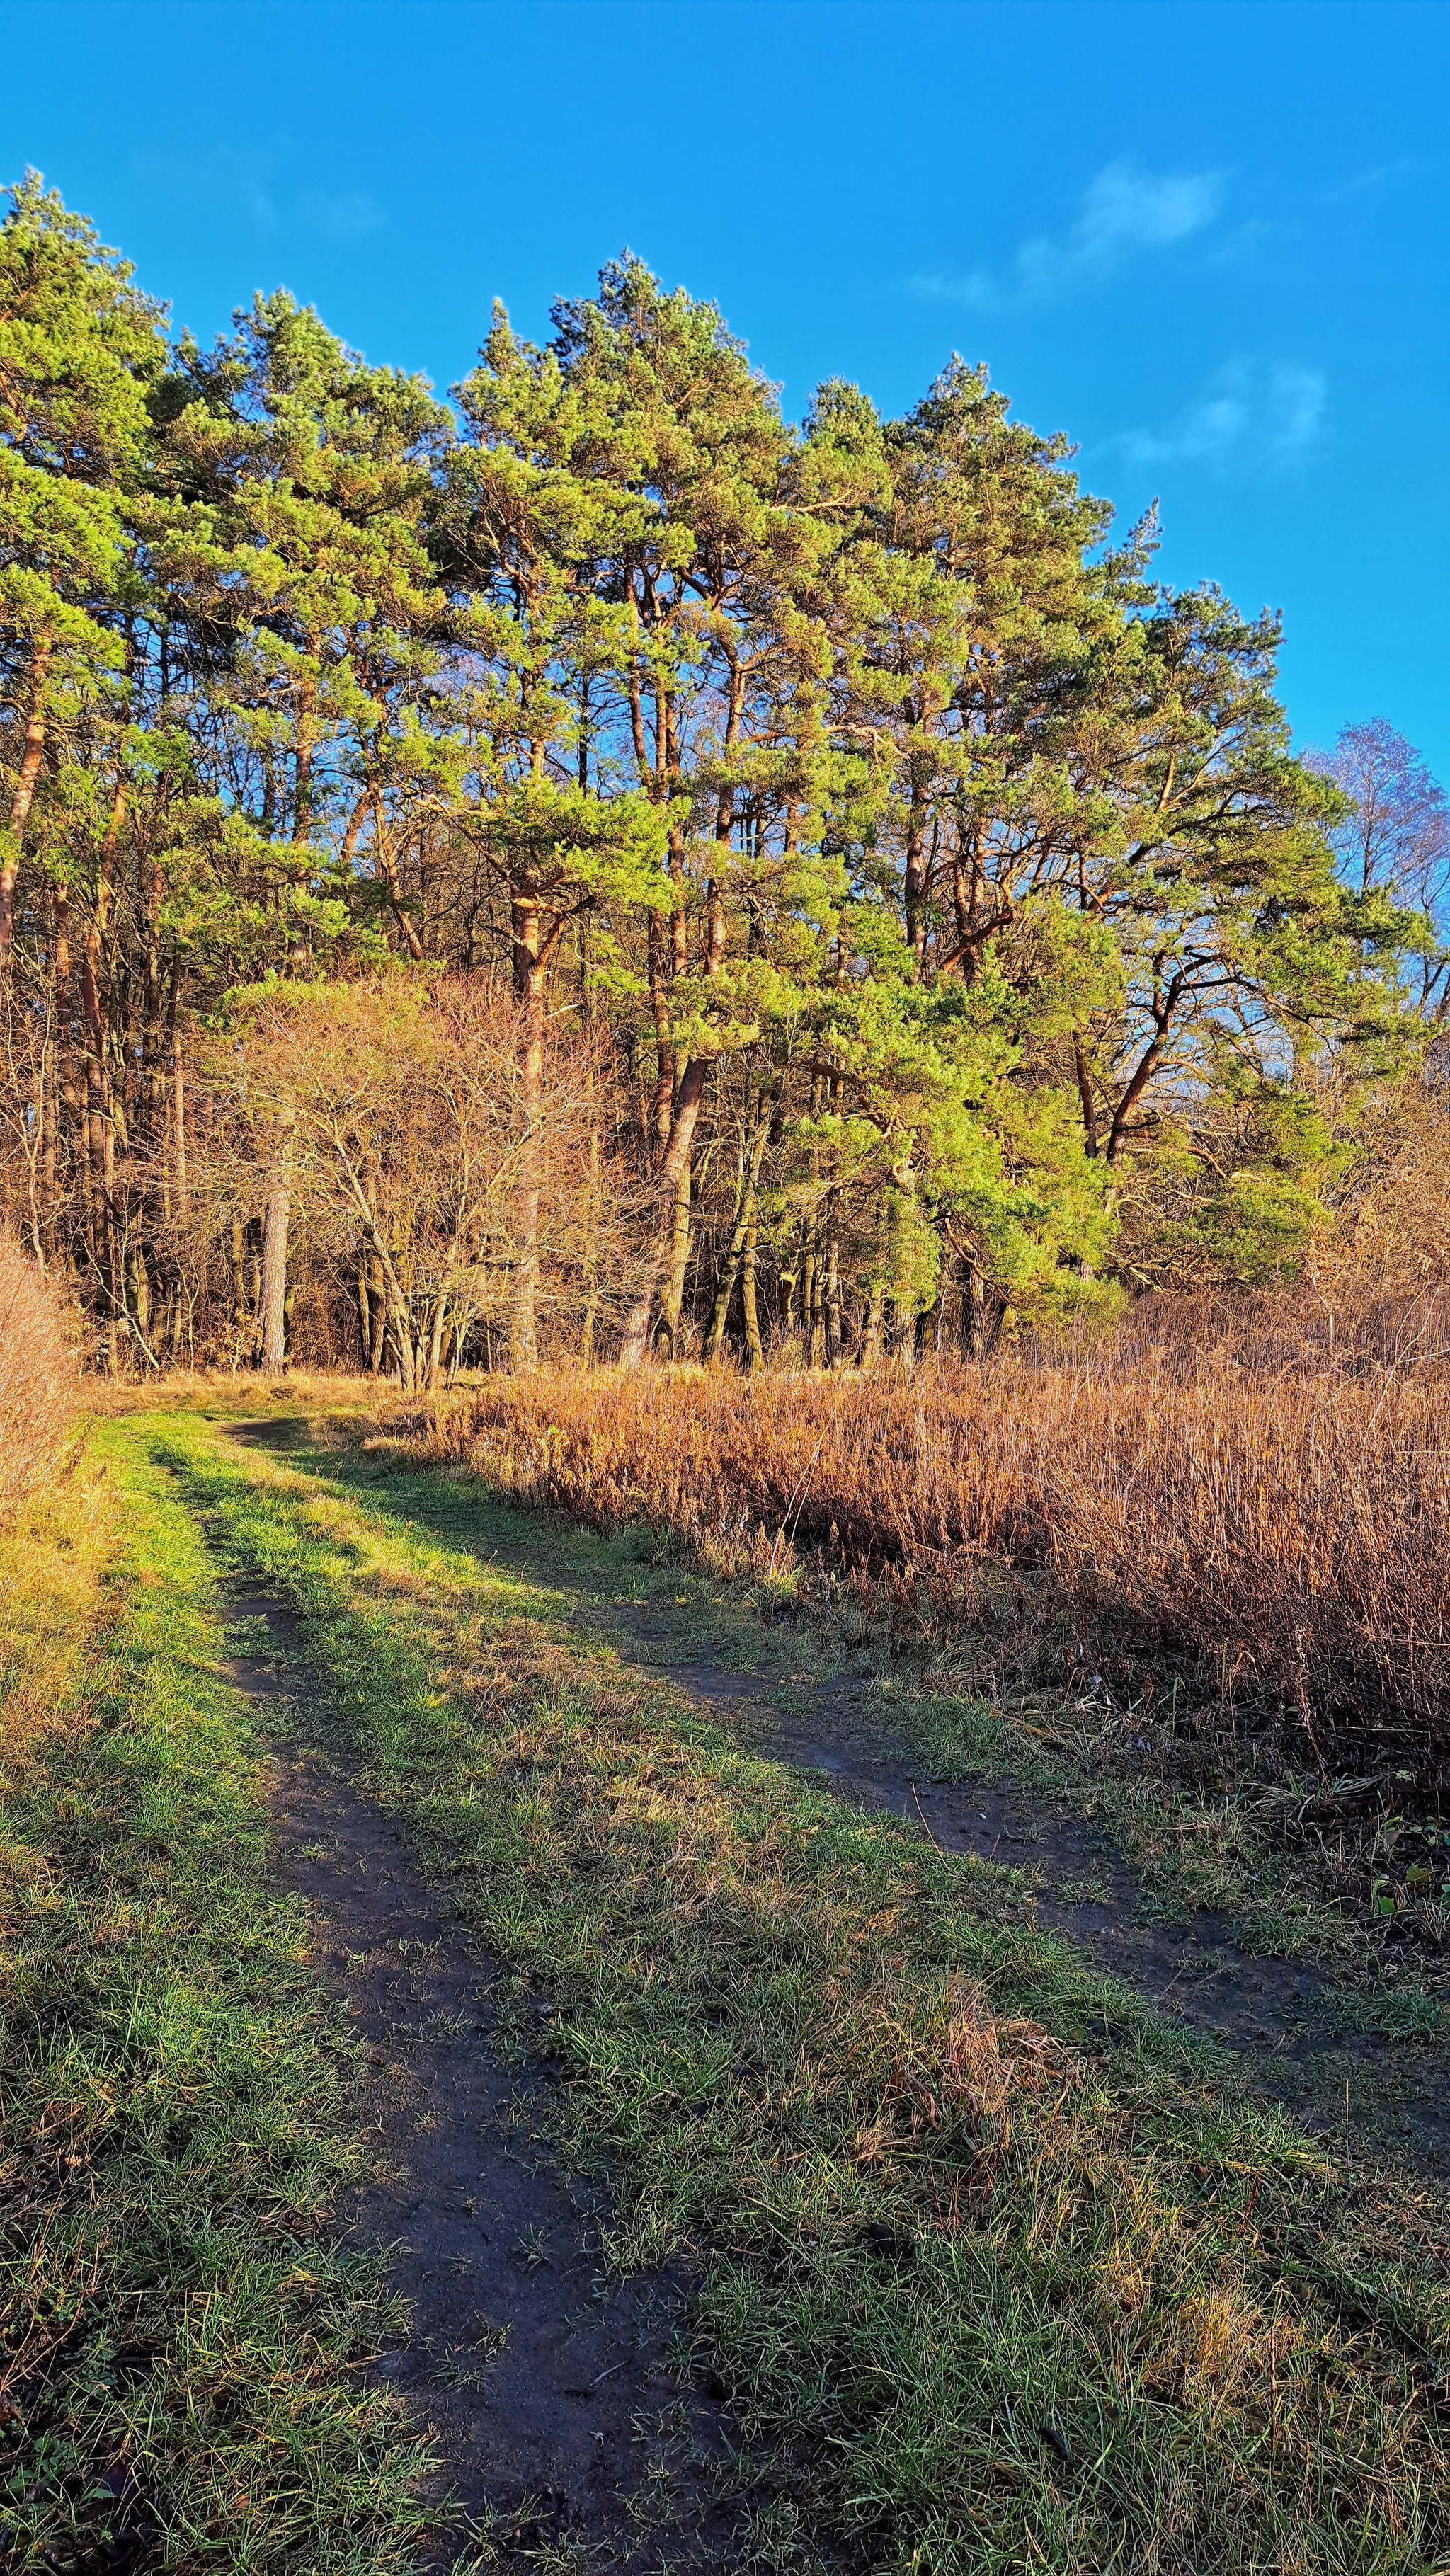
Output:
[845, 1672, 1359, 1964]
[0, 1424, 433, 2572]
[149, 1407, 1450, 2576]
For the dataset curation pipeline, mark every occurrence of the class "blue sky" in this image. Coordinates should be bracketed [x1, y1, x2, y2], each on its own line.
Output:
[5, 0, 1447, 777]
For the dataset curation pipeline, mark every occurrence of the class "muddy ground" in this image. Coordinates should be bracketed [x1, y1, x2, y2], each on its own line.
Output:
[229, 1587, 731, 2569]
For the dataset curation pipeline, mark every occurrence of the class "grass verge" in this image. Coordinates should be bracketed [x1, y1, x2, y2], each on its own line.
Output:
[852, 1673, 1365, 1964]
[0, 1421, 433, 2572]
[159, 1408, 1450, 2576]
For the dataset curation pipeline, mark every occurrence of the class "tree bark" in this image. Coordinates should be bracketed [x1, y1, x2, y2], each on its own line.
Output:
[962, 1254, 988, 1359]
[703, 1102, 770, 1365]
[511, 888, 546, 1370]
[619, 1054, 708, 1366]
[171, 1013, 189, 1208]
[647, 909, 673, 1148]
[0, 638, 51, 968]
[80, 777, 123, 1352]
[741, 1188, 763, 1372]
[579, 1112, 602, 1366]
[1073, 1030, 1100, 1160]
[857, 1276, 886, 1372]
[824, 1201, 843, 1369]
[656, 1156, 693, 1358]
[260, 1105, 295, 1375]
[52, 881, 78, 1242]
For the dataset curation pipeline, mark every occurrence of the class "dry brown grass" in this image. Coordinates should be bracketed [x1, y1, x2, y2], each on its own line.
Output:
[0, 1459, 110, 1775]
[0, 1237, 79, 1526]
[421, 1303, 1450, 1780]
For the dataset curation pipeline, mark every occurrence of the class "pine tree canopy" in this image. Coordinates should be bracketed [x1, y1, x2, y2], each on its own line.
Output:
[3, 179, 1439, 1377]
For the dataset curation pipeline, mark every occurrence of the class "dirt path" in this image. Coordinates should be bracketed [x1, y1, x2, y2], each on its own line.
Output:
[639, 1655, 1450, 2175]
[225, 1583, 731, 2570]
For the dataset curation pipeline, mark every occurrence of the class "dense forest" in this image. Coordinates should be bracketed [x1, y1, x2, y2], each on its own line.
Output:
[3, 171, 1448, 1380]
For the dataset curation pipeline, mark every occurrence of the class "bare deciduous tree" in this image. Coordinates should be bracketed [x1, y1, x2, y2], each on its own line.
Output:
[195, 977, 635, 1386]
[1316, 720, 1450, 1014]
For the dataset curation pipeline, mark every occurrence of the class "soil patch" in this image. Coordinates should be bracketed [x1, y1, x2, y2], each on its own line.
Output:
[226, 1584, 731, 2570]
[690, 1667, 1450, 2173]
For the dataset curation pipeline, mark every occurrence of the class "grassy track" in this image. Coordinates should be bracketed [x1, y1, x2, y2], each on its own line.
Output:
[0, 1422, 432, 2572]
[144, 1404, 1450, 2576]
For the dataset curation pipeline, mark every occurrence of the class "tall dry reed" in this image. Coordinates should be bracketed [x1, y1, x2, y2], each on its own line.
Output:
[422, 1320, 1450, 1771]
[0, 1237, 79, 1523]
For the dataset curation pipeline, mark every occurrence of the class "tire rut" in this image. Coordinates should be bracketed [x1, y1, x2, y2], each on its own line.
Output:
[693, 1673, 1450, 2175]
[225, 1586, 732, 2571]
[221, 1414, 1450, 2180]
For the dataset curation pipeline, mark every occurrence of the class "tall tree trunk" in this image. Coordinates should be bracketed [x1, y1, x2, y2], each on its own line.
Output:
[38, 1012, 56, 1264]
[857, 1276, 886, 1373]
[52, 881, 78, 1243]
[367, 1245, 387, 1373]
[824, 1194, 843, 1369]
[704, 1097, 772, 1365]
[741, 1189, 763, 1372]
[260, 1106, 295, 1376]
[1073, 1029, 1100, 1160]
[511, 889, 546, 1370]
[171, 1004, 189, 1209]
[657, 1159, 693, 1357]
[80, 778, 123, 1357]
[356, 1256, 372, 1369]
[229, 1218, 250, 1364]
[619, 1055, 708, 1366]
[962, 1254, 988, 1358]
[579, 1116, 602, 1366]
[0, 637, 51, 969]
[646, 908, 673, 1149]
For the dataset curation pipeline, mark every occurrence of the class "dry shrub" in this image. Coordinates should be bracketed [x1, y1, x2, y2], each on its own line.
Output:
[887, 1979, 1068, 2156]
[0, 1237, 77, 1523]
[422, 1322, 1450, 1775]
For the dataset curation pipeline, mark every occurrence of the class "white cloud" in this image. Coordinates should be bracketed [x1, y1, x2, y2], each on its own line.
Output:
[910, 263, 996, 307]
[1108, 360, 1327, 476]
[308, 191, 386, 242]
[1075, 164, 1221, 259]
[910, 160, 1222, 311]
